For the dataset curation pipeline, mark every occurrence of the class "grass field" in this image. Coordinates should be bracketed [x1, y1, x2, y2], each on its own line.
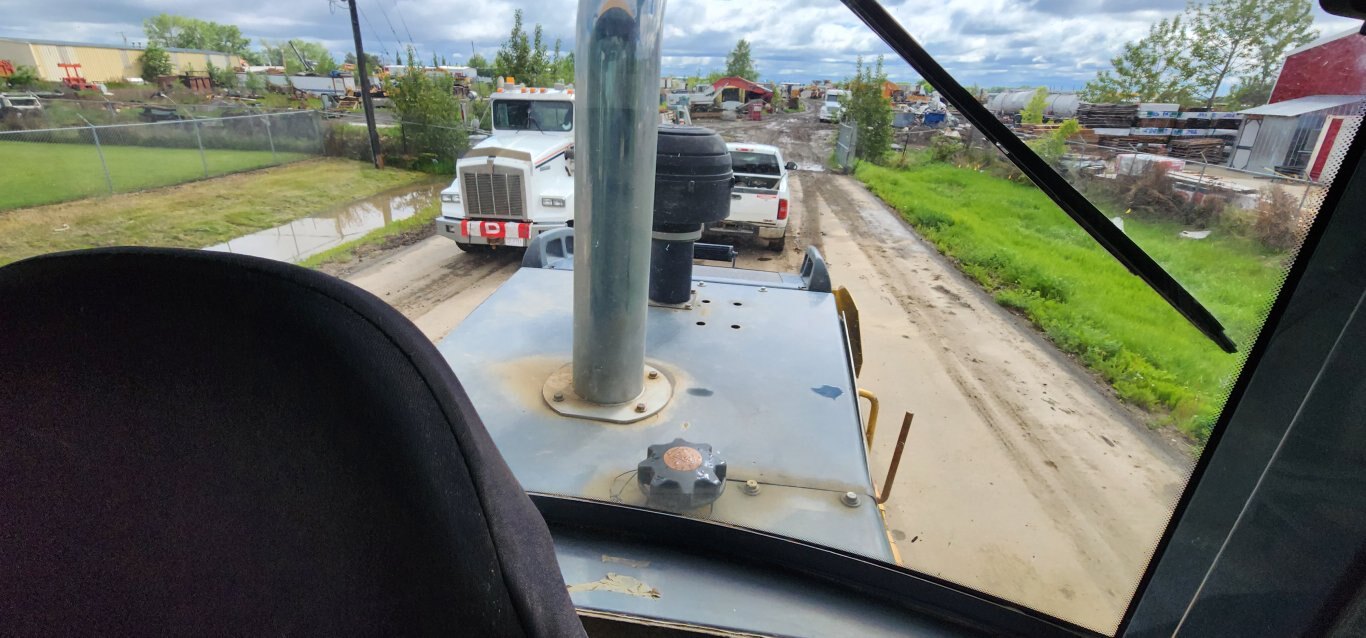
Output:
[0, 158, 430, 267]
[856, 156, 1289, 442]
[0, 141, 312, 211]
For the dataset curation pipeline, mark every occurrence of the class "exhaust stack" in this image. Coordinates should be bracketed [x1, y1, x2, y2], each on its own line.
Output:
[571, 0, 666, 405]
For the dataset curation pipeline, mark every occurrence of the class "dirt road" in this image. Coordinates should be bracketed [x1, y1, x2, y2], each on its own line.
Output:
[337, 104, 1188, 633]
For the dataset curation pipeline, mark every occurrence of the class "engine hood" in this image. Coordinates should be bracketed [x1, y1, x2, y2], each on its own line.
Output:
[465, 133, 573, 166]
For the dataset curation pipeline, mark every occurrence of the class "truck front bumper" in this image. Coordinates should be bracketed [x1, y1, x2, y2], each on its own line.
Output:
[436, 218, 565, 248]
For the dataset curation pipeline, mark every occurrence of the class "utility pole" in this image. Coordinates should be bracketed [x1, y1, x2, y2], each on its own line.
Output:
[348, 0, 383, 169]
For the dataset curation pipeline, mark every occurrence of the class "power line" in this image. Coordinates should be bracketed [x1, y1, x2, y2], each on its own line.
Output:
[393, 1, 416, 46]
[371, 0, 405, 54]
[357, 5, 390, 56]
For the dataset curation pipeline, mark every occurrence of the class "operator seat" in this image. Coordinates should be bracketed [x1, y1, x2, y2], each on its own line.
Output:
[0, 248, 586, 637]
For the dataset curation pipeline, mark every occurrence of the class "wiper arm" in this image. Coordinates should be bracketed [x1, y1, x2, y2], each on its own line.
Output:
[527, 114, 546, 135]
[841, 0, 1236, 353]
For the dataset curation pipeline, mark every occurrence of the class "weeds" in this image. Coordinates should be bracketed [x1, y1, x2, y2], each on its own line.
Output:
[857, 155, 1289, 443]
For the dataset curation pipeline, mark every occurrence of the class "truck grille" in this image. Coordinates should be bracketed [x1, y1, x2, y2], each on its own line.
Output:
[462, 169, 526, 218]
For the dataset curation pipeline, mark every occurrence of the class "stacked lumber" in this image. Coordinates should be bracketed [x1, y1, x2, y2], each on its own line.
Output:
[1095, 134, 1169, 147]
[1136, 117, 1178, 128]
[1168, 138, 1226, 162]
[1020, 123, 1099, 144]
[1076, 103, 1137, 128]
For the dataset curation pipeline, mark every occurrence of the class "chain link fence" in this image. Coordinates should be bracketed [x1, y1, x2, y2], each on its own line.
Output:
[0, 111, 323, 211]
[834, 121, 859, 174]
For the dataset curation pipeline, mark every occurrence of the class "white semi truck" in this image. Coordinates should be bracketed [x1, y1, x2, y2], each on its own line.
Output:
[436, 87, 575, 251]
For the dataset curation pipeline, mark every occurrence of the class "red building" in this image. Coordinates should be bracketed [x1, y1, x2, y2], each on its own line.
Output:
[1230, 28, 1364, 180]
[1270, 28, 1366, 104]
[711, 76, 772, 104]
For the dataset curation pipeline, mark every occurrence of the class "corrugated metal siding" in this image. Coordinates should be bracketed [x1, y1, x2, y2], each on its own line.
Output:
[168, 51, 242, 75]
[0, 40, 38, 70]
[66, 47, 138, 82]
[1243, 101, 1364, 175]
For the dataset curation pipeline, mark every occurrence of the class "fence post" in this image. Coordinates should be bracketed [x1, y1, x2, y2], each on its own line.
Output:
[263, 114, 277, 163]
[192, 119, 209, 178]
[79, 115, 114, 195]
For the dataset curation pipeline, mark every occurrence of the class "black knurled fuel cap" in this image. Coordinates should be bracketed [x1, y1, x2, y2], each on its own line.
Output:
[637, 438, 727, 511]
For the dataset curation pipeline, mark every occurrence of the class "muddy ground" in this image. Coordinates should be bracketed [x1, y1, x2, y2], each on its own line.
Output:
[334, 103, 1190, 633]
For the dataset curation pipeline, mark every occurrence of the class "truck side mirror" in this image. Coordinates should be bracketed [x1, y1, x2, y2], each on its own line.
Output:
[785, 161, 798, 171]
[565, 149, 574, 161]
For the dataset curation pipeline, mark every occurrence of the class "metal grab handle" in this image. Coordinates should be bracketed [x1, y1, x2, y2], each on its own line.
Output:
[875, 412, 913, 505]
[858, 389, 879, 449]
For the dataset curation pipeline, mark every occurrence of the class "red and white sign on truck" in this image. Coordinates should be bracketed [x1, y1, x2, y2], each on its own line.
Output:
[706, 143, 795, 251]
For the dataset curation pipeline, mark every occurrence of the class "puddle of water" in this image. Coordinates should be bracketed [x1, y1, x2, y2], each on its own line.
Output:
[795, 163, 826, 173]
[204, 182, 441, 264]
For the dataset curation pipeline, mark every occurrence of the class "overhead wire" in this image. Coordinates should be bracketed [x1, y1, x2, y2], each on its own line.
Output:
[357, 4, 391, 56]
[371, 0, 406, 57]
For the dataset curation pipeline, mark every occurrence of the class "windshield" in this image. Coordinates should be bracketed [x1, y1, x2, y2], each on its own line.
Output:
[1, 2, 1360, 637]
[729, 150, 780, 175]
[492, 99, 573, 132]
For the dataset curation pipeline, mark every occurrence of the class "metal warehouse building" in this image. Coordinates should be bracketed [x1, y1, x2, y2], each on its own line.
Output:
[0, 37, 240, 83]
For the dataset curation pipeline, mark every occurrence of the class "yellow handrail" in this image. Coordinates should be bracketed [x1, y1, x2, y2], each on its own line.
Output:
[858, 388, 879, 449]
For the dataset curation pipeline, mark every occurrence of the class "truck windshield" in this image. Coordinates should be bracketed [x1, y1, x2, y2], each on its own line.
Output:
[730, 151, 780, 175]
[492, 99, 573, 132]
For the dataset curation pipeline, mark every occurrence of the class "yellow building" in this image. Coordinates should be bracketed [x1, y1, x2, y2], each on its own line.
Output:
[0, 37, 240, 82]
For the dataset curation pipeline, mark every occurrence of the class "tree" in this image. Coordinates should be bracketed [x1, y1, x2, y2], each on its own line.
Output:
[1189, 0, 1315, 108]
[1, 65, 39, 89]
[1080, 15, 1197, 104]
[284, 40, 337, 75]
[140, 42, 173, 81]
[1081, 0, 1316, 107]
[244, 72, 266, 95]
[386, 48, 468, 165]
[144, 14, 251, 57]
[547, 39, 574, 84]
[846, 56, 893, 162]
[724, 39, 757, 80]
[1020, 86, 1049, 124]
[345, 52, 384, 72]
[494, 9, 534, 82]
[1027, 119, 1081, 164]
[468, 52, 490, 71]
[205, 60, 237, 89]
[257, 40, 287, 66]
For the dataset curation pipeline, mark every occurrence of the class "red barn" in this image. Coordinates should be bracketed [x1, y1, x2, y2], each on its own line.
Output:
[1270, 28, 1366, 104]
[1230, 28, 1365, 180]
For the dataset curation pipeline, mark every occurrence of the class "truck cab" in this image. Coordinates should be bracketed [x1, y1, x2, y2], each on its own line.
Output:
[819, 88, 848, 123]
[436, 88, 575, 251]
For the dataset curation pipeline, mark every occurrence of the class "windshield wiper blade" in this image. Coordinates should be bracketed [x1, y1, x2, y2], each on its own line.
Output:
[841, 0, 1236, 353]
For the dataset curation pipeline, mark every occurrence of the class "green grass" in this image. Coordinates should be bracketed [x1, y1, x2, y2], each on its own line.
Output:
[856, 156, 1288, 442]
[0, 141, 312, 211]
[298, 201, 439, 269]
[0, 158, 431, 267]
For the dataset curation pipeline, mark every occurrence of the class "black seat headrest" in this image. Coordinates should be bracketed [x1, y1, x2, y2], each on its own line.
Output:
[0, 248, 584, 636]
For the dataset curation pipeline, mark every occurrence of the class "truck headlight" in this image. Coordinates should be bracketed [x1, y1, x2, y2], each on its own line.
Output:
[541, 197, 567, 208]
[442, 193, 461, 203]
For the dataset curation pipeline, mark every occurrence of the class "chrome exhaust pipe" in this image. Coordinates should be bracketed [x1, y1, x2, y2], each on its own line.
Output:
[571, 0, 666, 405]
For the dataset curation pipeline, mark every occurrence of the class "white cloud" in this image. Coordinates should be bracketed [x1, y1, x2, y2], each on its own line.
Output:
[0, 0, 1357, 89]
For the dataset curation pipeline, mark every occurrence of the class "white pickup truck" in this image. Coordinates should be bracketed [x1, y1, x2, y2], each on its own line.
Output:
[706, 143, 795, 251]
[436, 88, 575, 252]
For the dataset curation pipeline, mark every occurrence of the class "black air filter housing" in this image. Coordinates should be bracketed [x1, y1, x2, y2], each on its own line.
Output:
[652, 125, 733, 226]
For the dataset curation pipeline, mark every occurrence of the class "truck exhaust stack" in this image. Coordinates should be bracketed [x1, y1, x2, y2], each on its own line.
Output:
[571, 0, 666, 405]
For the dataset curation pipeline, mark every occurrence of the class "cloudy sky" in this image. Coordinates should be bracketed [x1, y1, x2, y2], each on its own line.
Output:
[0, 1, 1357, 88]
